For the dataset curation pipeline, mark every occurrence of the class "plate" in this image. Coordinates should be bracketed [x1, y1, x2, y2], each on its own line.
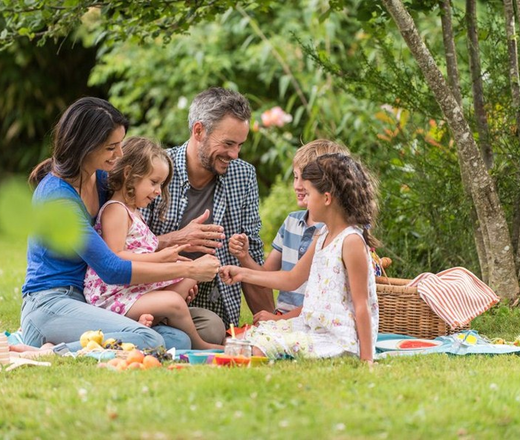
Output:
[376, 339, 442, 352]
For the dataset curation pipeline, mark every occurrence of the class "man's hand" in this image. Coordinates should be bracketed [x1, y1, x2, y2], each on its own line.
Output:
[161, 209, 225, 254]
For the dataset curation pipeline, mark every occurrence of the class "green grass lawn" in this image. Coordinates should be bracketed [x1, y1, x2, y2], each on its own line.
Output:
[2, 235, 520, 439]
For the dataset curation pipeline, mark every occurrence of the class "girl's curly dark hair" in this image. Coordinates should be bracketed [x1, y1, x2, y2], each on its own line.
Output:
[301, 153, 379, 248]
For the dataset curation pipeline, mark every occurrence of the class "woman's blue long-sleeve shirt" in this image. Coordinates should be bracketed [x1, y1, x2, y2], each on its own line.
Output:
[22, 172, 132, 296]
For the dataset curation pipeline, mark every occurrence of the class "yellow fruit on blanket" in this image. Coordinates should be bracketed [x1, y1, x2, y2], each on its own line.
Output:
[85, 340, 104, 351]
[103, 338, 117, 348]
[120, 342, 136, 351]
[80, 330, 104, 348]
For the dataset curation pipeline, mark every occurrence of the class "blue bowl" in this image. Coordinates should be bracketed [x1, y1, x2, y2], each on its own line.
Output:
[187, 352, 214, 365]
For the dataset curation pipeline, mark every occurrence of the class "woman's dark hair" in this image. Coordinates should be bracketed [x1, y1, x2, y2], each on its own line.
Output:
[28, 97, 129, 188]
[108, 137, 173, 220]
[302, 153, 380, 248]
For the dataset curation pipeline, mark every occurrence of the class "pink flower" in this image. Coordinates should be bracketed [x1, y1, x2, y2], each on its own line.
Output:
[261, 106, 293, 128]
[111, 300, 126, 315]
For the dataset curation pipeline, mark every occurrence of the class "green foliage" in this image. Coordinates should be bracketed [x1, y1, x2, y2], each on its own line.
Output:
[0, 37, 103, 176]
[259, 177, 299, 251]
[368, 111, 480, 278]
[0, 236, 26, 331]
[0, 178, 85, 255]
[0, 0, 248, 49]
[473, 305, 520, 342]
[299, 1, 516, 278]
[87, 1, 381, 195]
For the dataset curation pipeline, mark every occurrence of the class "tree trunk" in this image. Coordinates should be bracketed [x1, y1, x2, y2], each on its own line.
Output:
[440, 0, 489, 282]
[440, 0, 463, 106]
[382, 0, 519, 300]
[466, 0, 494, 170]
[503, 0, 520, 267]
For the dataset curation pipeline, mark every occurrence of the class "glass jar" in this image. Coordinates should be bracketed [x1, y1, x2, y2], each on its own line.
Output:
[224, 338, 252, 358]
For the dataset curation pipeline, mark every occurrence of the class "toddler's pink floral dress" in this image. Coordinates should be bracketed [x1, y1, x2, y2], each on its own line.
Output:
[245, 226, 379, 359]
[84, 200, 182, 316]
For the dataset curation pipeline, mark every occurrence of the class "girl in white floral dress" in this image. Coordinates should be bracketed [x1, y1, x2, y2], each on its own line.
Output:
[220, 153, 379, 363]
[84, 137, 223, 350]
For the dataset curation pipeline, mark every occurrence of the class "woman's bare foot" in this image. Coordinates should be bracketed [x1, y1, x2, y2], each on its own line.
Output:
[138, 313, 154, 327]
[8, 342, 55, 358]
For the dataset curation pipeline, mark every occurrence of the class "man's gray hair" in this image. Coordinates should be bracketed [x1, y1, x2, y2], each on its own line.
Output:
[188, 87, 251, 134]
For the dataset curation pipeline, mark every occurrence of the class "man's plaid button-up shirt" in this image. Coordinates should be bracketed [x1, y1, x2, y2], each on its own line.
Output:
[141, 142, 265, 326]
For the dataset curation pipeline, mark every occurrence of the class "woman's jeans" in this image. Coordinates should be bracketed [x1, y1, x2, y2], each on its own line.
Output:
[21, 286, 191, 352]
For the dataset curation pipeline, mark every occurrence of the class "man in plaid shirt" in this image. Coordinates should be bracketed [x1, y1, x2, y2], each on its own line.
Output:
[142, 88, 274, 343]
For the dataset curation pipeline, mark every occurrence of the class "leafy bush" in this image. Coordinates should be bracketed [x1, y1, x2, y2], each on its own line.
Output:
[259, 176, 299, 253]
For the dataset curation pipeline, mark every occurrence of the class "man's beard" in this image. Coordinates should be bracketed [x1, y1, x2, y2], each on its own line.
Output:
[198, 137, 219, 175]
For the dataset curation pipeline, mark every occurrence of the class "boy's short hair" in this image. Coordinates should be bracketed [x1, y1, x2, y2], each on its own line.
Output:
[293, 139, 350, 170]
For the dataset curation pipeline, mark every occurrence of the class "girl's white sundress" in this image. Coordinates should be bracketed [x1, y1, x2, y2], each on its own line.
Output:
[245, 226, 379, 359]
[84, 200, 182, 316]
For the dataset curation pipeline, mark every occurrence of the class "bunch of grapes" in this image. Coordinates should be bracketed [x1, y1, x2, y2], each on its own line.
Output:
[103, 339, 124, 350]
[142, 346, 172, 362]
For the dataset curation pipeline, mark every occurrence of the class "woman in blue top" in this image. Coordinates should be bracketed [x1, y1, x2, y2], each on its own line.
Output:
[17, 97, 221, 354]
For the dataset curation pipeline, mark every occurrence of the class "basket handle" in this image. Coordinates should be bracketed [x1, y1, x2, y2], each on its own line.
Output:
[374, 255, 413, 286]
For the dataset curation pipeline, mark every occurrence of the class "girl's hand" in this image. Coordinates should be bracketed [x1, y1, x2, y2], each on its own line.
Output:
[229, 233, 249, 259]
[219, 265, 243, 284]
[186, 284, 198, 304]
[253, 310, 280, 325]
[156, 244, 192, 262]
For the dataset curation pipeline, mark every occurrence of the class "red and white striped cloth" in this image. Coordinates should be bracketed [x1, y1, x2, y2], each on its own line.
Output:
[407, 267, 500, 328]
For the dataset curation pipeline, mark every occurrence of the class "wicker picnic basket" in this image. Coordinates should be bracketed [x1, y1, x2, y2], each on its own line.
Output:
[375, 275, 470, 340]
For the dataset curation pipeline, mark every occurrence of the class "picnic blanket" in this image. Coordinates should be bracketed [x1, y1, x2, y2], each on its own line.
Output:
[407, 267, 499, 328]
[376, 331, 520, 359]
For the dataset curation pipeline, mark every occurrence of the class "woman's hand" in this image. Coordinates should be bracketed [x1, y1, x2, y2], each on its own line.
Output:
[219, 265, 243, 285]
[189, 254, 221, 282]
[229, 233, 249, 259]
[155, 244, 192, 262]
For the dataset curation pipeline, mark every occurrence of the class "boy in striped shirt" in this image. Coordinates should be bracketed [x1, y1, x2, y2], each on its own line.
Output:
[229, 139, 350, 324]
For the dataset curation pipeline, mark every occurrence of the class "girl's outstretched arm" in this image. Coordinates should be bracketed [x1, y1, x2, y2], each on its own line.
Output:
[343, 234, 374, 363]
[220, 236, 317, 291]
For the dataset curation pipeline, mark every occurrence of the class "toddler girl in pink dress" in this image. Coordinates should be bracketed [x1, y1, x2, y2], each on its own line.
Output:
[84, 137, 222, 350]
